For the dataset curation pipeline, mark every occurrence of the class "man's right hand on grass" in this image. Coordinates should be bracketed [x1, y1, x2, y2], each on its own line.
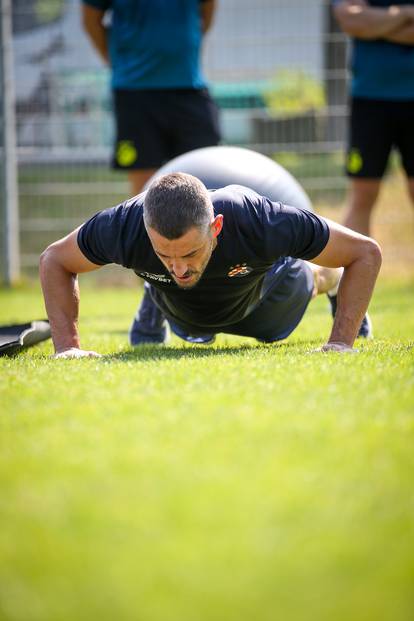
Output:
[53, 348, 102, 359]
[320, 341, 357, 353]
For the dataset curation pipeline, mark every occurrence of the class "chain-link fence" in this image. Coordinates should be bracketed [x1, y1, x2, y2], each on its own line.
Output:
[6, 0, 349, 276]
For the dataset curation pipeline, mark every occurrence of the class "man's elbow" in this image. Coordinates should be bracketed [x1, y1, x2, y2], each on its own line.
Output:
[363, 237, 382, 269]
[40, 245, 52, 270]
[39, 243, 63, 276]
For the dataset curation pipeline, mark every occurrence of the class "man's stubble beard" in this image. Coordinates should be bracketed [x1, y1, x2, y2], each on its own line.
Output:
[171, 238, 216, 290]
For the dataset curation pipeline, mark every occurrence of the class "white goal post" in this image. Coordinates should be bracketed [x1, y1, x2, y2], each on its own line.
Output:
[0, 0, 20, 285]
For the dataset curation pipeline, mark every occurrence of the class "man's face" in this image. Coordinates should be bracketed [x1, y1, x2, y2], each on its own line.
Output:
[147, 216, 223, 289]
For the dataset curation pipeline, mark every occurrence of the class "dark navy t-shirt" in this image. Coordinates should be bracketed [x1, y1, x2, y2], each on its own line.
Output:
[77, 185, 330, 330]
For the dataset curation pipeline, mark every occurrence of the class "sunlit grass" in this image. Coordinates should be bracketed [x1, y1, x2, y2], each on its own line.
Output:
[0, 277, 413, 621]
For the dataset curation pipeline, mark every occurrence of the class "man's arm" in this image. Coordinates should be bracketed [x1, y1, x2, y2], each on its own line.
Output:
[310, 219, 382, 350]
[333, 0, 414, 39]
[386, 21, 414, 43]
[81, 3, 109, 64]
[200, 0, 216, 34]
[39, 229, 103, 358]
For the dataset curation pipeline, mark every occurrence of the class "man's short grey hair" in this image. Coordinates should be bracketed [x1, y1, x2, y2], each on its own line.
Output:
[143, 172, 214, 239]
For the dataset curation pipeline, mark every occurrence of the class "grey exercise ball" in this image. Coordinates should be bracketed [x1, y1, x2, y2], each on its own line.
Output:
[145, 146, 312, 212]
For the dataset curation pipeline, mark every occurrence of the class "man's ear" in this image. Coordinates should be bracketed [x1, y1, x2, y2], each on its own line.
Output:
[211, 214, 223, 238]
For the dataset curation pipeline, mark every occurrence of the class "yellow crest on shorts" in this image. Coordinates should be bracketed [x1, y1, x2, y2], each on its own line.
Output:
[116, 141, 138, 167]
[347, 149, 363, 174]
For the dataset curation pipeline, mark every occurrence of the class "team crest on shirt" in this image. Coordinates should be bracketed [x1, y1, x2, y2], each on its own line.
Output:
[227, 263, 253, 277]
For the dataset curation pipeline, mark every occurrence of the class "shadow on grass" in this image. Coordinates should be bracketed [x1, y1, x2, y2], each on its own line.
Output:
[103, 339, 319, 363]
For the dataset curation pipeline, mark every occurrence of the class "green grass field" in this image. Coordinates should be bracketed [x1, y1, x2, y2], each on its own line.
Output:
[1, 276, 414, 621]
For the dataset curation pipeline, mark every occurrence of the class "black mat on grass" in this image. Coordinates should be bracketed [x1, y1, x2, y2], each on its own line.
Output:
[0, 321, 51, 356]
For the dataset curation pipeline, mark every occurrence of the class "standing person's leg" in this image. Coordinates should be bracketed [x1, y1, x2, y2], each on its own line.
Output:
[406, 177, 414, 208]
[129, 88, 221, 346]
[343, 179, 381, 236]
[128, 169, 157, 196]
[343, 98, 392, 236]
[395, 100, 414, 220]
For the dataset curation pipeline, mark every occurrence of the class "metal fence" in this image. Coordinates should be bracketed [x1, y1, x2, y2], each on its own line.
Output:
[3, 0, 349, 277]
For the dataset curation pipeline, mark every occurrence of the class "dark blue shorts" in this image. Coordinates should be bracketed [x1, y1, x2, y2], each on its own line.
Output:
[347, 97, 414, 179]
[112, 88, 221, 170]
[156, 259, 314, 343]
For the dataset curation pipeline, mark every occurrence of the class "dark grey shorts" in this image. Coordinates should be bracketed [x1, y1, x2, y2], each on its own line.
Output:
[159, 259, 314, 343]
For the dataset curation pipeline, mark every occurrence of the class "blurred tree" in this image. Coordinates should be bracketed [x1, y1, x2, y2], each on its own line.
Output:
[263, 70, 325, 116]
